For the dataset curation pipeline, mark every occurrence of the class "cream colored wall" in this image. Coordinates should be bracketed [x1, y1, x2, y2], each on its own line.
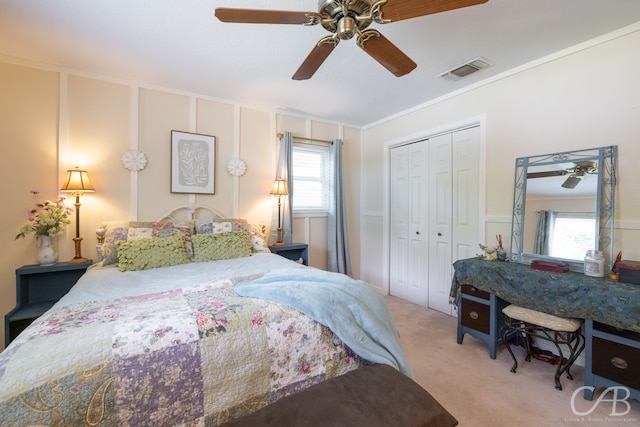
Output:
[0, 61, 362, 349]
[1, 63, 59, 349]
[66, 75, 133, 249]
[362, 28, 640, 290]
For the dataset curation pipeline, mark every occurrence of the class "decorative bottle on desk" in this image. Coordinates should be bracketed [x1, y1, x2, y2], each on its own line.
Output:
[584, 250, 605, 277]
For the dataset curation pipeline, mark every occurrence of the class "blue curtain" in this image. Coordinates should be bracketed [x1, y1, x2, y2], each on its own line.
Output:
[270, 131, 293, 245]
[327, 139, 352, 276]
[533, 210, 556, 255]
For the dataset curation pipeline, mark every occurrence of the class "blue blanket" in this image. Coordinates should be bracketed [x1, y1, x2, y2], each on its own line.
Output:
[236, 268, 414, 378]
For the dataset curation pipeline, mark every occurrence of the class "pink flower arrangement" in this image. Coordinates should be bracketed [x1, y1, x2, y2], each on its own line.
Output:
[15, 190, 74, 239]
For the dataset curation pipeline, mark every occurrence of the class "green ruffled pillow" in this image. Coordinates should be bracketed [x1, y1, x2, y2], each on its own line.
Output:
[116, 234, 191, 272]
[192, 231, 252, 262]
[194, 218, 269, 253]
[99, 221, 191, 267]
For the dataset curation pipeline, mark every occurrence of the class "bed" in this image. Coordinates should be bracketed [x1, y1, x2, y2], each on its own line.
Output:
[0, 206, 451, 426]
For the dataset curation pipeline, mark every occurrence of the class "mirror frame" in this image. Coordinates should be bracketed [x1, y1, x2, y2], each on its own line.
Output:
[509, 145, 617, 270]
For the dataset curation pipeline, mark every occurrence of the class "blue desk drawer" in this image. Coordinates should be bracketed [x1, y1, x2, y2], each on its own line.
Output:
[593, 321, 640, 341]
[461, 284, 490, 300]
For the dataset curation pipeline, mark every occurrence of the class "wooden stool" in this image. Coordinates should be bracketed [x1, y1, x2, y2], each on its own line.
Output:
[500, 305, 585, 390]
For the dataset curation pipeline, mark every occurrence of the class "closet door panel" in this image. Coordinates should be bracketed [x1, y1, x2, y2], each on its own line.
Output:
[390, 142, 428, 306]
[453, 127, 480, 262]
[407, 145, 428, 306]
[428, 134, 453, 314]
[390, 147, 410, 300]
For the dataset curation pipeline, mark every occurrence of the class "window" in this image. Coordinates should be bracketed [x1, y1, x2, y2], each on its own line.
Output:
[291, 143, 330, 212]
[549, 213, 596, 260]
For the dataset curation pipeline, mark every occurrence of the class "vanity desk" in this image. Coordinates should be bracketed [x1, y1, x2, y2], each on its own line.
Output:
[451, 257, 640, 401]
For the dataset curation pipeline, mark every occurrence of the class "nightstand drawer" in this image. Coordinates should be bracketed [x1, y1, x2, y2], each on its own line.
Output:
[592, 336, 640, 390]
[461, 298, 490, 334]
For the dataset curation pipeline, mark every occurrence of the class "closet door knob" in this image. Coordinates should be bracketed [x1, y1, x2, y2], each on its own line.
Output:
[437, 232, 442, 236]
[416, 231, 420, 235]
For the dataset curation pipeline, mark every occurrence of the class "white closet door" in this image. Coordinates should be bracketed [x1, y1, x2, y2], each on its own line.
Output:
[428, 134, 454, 314]
[388, 125, 480, 314]
[428, 127, 480, 315]
[389, 141, 428, 306]
[452, 127, 480, 267]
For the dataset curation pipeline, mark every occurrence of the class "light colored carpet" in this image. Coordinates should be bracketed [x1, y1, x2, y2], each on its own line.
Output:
[385, 295, 640, 427]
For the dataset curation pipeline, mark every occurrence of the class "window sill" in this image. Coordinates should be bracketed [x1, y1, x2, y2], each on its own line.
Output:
[293, 210, 328, 218]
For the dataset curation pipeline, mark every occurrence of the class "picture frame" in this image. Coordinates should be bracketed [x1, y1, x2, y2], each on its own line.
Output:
[171, 130, 216, 194]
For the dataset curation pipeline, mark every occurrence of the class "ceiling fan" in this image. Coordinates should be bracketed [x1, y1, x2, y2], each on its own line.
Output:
[527, 161, 598, 189]
[215, 0, 489, 80]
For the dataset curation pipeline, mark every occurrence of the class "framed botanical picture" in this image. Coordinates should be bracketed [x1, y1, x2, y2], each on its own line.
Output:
[171, 130, 215, 194]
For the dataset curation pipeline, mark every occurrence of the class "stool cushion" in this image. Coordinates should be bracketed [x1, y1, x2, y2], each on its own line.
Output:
[502, 305, 583, 332]
[217, 364, 458, 427]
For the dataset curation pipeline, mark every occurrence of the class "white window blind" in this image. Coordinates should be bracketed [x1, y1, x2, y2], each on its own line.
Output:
[292, 144, 330, 211]
[550, 213, 596, 260]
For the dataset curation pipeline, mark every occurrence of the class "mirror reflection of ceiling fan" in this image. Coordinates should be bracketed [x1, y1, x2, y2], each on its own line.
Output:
[215, 0, 489, 80]
[527, 161, 598, 189]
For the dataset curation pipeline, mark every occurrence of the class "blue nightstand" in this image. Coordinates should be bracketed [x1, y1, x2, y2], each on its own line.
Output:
[269, 243, 308, 266]
[5, 260, 91, 347]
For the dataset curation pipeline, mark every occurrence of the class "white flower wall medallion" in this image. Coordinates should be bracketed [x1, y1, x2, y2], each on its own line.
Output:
[227, 158, 247, 177]
[121, 149, 148, 172]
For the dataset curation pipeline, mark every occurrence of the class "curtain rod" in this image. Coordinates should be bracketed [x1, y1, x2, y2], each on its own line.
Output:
[535, 210, 596, 214]
[277, 132, 332, 144]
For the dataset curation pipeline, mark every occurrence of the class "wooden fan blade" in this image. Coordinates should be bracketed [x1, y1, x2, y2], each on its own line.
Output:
[292, 39, 338, 80]
[527, 170, 568, 179]
[358, 31, 416, 77]
[381, 0, 488, 22]
[215, 8, 315, 25]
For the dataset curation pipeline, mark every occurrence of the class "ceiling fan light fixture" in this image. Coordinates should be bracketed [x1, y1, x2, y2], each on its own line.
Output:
[337, 16, 358, 40]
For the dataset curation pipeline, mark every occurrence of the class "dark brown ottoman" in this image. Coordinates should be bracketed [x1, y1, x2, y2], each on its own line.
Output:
[219, 363, 458, 427]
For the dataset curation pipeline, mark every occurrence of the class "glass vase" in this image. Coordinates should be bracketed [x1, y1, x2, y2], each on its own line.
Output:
[35, 234, 58, 266]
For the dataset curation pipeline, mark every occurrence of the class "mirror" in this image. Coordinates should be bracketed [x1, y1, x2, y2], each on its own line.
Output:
[510, 146, 617, 270]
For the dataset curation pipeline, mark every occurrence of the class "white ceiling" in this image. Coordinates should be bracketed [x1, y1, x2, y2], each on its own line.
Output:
[1, 0, 640, 127]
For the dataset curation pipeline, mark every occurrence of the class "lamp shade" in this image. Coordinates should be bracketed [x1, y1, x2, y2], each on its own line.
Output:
[270, 178, 288, 196]
[60, 167, 95, 194]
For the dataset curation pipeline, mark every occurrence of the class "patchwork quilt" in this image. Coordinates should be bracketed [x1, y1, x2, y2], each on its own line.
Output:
[0, 278, 363, 426]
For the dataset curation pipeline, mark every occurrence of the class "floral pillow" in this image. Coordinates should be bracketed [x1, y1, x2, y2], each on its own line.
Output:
[115, 234, 191, 272]
[195, 218, 269, 253]
[98, 221, 192, 267]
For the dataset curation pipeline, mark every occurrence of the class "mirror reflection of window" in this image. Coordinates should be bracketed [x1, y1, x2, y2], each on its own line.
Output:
[549, 213, 596, 260]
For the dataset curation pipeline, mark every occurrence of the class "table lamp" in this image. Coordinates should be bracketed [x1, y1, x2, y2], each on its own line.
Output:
[270, 178, 288, 246]
[61, 166, 95, 263]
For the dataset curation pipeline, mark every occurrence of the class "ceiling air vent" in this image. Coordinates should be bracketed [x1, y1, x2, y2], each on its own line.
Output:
[439, 57, 492, 81]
